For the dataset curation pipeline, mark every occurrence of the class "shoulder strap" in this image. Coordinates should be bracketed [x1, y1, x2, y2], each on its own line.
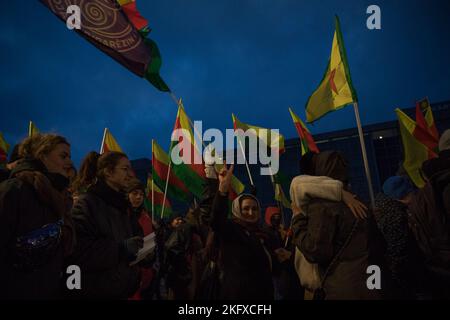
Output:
[319, 219, 359, 288]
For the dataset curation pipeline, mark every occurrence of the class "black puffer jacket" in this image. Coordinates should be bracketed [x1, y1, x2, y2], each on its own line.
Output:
[69, 180, 139, 299]
[0, 158, 71, 299]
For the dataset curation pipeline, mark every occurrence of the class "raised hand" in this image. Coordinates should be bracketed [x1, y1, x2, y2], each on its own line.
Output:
[218, 161, 235, 195]
[342, 190, 368, 219]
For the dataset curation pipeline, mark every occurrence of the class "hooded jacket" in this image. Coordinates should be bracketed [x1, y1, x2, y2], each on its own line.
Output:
[292, 151, 382, 300]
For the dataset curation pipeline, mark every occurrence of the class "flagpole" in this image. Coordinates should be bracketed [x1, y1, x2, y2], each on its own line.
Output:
[267, 165, 285, 227]
[151, 140, 155, 222]
[353, 103, 375, 209]
[100, 128, 107, 154]
[161, 162, 172, 219]
[237, 137, 254, 186]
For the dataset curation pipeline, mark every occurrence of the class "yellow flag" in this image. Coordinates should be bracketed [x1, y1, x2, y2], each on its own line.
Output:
[101, 128, 123, 154]
[305, 16, 357, 123]
[232, 113, 285, 153]
[395, 108, 430, 188]
[274, 183, 291, 209]
[28, 121, 40, 137]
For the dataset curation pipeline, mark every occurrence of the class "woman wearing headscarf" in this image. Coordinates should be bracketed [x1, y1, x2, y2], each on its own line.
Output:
[210, 163, 275, 300]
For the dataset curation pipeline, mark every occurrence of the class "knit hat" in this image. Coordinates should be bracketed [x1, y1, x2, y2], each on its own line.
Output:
[382, 175, 415, 200]
[232, 194, 260, 223]
[439, 129, 450, 152]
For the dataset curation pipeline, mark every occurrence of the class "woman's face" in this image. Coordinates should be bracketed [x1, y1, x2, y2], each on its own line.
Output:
[129, 189, 144, 208]
[241, 198, 259, 223]
[41, 143, 72, 178]
[105, 157, 133, 192]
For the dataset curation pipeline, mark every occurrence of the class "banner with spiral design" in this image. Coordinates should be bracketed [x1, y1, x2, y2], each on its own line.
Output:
[40, 0, 152, 78]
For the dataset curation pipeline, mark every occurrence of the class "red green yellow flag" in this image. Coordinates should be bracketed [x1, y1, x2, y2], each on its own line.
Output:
[232, 113, 285, 154]
[152, 139, 190, 202]
[170, 102, 205, 198]
[117, 0, 149, 34]
[395, 108, 437, 188]
[415, 98, 439, 153]
[171, 100, 244, 201]
[146, 176, 172, 217]
[288, 107, 319, 156]
[305, 15, 357, 123]
[0, 132, 10, 165]
[101, 128, 123, 154]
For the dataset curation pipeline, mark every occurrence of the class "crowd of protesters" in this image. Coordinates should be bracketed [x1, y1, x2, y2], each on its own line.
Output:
[0, 129, 449, 300]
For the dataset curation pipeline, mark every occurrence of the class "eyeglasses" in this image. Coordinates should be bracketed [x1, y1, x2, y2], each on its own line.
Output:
[116, 166, 132, 173]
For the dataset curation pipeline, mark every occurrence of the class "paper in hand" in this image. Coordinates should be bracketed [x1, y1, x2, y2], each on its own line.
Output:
[130, 232, 156, 266]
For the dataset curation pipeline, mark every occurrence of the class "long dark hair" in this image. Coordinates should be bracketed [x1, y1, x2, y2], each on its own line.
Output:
[72, 151, 127, 192]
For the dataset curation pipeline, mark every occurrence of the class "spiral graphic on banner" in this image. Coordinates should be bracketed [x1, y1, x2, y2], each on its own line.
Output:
[84, 2, 109, 27]
[43, 0, 144, 53]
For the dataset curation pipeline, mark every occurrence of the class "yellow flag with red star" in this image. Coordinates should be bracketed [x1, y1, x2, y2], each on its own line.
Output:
[305, 15, 358, 123]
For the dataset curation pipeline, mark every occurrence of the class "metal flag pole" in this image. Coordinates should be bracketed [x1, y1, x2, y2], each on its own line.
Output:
[161, 161, 172, 219]
[151, 140, 155, 222]
[100, 128, 107, 154]
[353, 102, 375, 209]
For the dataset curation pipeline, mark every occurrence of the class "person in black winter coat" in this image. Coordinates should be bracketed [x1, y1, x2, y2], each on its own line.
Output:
[210, 163, 275, 300]
[0, 144, 21, 184]
[0, 134, 75, 299]
[68, 151, 142, 299]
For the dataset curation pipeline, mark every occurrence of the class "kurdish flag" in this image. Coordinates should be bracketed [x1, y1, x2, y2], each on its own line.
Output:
[146, 176, 172, 218]
[40, 0, 169, 92]
[0, 132, 9, 165]
[305, 15, 357, 123]
[171, 100, 244, 201]
[152, 139, 190, 202]
[29, 121, 39, 137]
[396, 108, 437, 188]
[101, 128, 123, 154]
[415, 98, 439, 153]
[170, 102, 205, 198]
[232, 113, 285, 154]
[289, 107, 319, 156]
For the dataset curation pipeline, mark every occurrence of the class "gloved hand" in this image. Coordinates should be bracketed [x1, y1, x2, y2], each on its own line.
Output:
[121, 236, 143, 261]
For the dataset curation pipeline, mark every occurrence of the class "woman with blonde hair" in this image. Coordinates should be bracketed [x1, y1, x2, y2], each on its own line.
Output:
[0, 133, 75, 299]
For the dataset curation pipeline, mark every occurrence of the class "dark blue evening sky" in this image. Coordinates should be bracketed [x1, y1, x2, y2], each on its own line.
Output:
[1, 0, 449, 166]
